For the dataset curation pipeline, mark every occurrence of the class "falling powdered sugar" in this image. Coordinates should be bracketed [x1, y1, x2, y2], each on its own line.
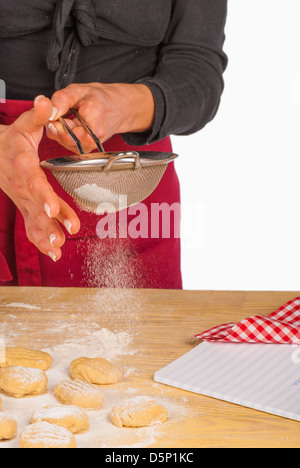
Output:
[81, 236, 144, 289]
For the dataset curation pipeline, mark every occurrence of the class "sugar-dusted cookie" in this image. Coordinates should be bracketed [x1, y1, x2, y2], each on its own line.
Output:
[70, 357, 122, 384]
[31, 405, 89, 434]
[0, 347, 52, 370]
[0, 366, 47, 398]
[54, 379, 104, 409]
[0, 414, 17, 440]
[110, 396, 168, 428]
[19, 421, 76, 448]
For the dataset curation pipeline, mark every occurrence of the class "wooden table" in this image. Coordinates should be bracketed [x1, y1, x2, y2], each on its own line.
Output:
[0, 287, 299, 448]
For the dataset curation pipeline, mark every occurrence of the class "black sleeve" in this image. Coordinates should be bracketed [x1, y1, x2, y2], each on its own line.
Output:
[122, 0, 228, 146]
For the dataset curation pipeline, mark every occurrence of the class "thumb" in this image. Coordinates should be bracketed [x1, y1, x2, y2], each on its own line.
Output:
[14, 95, 54, 135]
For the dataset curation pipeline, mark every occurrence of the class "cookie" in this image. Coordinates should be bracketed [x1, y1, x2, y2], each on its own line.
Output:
[110, 396, 168, 428]
[0, 414, 17, 440]
[19, 421, 76, 448]
[0, 366, 47, 398]
[31, 405, 89, 434]
[54, 379, 104, 409]
[0, 347, 52, 370]
[70, 357, 122, 384]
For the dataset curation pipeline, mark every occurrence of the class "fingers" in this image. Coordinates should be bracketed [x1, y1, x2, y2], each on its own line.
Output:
[12, 149, 80, 260]
[54, 196, 81, 237]
[50, 84, 90, 119]
[20, 195, 81, 262]
[47, 84, 105, 152]
[14, 95, 54, 136]
[21, 205, 65, 262]
[46, 118, 96, 154]
[11, 136, 81, 233]
[12, 148, 61, 220]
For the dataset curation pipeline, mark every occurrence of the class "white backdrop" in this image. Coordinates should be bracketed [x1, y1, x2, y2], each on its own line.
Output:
[173, 0, 300, 291]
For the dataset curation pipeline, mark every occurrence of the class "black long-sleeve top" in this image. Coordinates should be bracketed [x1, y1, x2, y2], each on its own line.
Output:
[0, 0, 228, 145]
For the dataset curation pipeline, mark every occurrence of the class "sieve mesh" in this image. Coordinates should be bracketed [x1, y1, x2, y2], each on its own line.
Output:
[52, 165, 167, 213]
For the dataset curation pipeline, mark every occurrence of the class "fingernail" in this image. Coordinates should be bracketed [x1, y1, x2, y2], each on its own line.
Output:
[49, 107, 58, 121]
[64, 219, 72, 234]
[48, 123, 58, 135]
[44, 203, 51, 218]
[50, 234, 56, 246]
[34, 95, 45, 108]
[48, 251, 56, 262]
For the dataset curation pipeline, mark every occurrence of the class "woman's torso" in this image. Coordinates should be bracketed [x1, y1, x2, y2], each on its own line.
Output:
[0, 0, 173, 99]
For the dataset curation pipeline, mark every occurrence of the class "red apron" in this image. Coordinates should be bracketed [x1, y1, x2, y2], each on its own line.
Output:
[0, 100, 182, 289]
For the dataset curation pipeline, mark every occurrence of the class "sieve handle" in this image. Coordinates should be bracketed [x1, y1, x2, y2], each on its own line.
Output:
[58, 117, 84, 154]
[103, 151, 141, 172]
[70, 108, 105, 153]
[58, 108, 105, 154]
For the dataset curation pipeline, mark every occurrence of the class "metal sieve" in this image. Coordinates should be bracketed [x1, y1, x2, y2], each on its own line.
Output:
[40, 109, 178, 213]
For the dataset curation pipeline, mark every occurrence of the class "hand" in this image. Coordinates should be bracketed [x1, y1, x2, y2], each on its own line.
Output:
[45, 82, 155, 153]
[0, 96, 80, 262]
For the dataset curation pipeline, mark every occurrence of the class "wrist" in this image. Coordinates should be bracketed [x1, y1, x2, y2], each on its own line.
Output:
[124, 83, 155, 134]
[98, 83, 155, 135]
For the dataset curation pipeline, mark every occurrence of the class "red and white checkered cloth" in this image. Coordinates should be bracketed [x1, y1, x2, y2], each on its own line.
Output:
[194, 297, 300, 344]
